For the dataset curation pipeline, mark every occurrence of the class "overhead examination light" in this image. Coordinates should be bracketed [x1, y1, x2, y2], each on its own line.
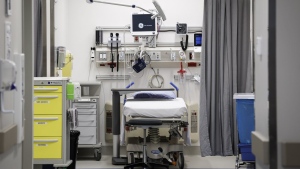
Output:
[86, 0, 167, 21]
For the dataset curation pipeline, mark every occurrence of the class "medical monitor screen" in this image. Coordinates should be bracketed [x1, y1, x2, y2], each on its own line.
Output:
[194, 34, 202, 46]
[131, 14, 157, 36]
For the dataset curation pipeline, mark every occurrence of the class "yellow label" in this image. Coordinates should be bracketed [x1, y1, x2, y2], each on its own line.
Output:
[35, 100, 50, 104]
[36, 122, 47, 125]
[37, 144, 48, 147]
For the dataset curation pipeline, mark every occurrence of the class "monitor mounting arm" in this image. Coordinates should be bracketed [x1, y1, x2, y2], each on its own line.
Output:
[86, 0, 166, 21]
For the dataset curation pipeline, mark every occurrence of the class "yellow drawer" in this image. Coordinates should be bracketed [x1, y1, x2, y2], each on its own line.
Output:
[34, 115, 62, 137]
[33, 137, 62, 159]
[34, 86, 62, 93]
[34, 93, 62, 115]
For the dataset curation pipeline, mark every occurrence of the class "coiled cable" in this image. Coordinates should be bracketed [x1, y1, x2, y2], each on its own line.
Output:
[148, 67, 164, 88]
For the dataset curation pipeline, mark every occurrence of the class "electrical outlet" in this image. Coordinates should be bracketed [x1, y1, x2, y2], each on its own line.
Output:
[171, 52, 176, 61]
[119, 52, 125, 61]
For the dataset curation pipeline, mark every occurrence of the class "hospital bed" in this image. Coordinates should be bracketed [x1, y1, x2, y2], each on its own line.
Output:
[111, 88, 190, 167]
[122, 90, 189, 169]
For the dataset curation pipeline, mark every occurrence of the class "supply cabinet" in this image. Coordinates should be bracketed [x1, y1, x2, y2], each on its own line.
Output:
[33, 77, 72, 167]
[71, 81, 102, 161]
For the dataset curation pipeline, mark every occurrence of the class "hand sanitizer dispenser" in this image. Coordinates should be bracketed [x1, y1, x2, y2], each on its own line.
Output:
[0, 59, 17, 92]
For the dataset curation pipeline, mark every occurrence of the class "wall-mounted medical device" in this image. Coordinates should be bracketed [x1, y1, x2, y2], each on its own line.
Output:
[107, 37, 121, 48]
[56, 46, 66, 69]
[0, 59, 17, 92]
[176, 23, 188, 35]
[90, 47, 96, 61]
[131, 13, 157, 37]
[56, 46, 66, 77]
[95, 28, 103, 45]
[194, 33, 202, 53]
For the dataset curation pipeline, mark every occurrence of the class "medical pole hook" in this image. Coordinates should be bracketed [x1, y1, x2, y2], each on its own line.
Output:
[116, 33, 119, 72]
[110, 33, 114, 72]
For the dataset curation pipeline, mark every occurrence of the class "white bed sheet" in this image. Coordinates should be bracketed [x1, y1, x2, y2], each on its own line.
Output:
[123, 98, 187, 118]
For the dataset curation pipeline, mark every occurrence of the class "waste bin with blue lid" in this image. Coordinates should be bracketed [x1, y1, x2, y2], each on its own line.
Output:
[234, 93, 255, 144]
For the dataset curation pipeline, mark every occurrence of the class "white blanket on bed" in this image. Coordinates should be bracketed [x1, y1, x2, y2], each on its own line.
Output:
[120, 98, 191, 145]
[123, 98, 188, 117]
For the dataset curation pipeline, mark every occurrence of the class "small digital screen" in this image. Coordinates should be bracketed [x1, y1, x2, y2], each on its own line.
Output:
[194, 34, 202, 46]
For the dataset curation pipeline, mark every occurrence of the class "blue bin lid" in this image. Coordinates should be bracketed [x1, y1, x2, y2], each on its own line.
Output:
[234, 93, 254, 99]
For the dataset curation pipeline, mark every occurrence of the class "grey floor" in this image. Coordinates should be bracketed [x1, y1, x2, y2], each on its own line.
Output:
[76, 155, 254, 169]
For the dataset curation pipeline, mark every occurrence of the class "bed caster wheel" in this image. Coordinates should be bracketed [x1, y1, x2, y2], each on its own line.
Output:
[235, 162, 240, 169]
[177, 152, 184, 169]
[94, 149, 102, 161]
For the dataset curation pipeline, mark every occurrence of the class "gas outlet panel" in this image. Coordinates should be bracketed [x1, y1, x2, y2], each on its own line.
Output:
[149, 51, 161, 61]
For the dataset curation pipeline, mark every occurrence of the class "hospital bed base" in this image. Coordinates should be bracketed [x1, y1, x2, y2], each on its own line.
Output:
[127, 142, 184, 159]
[126, 138, 185, 169]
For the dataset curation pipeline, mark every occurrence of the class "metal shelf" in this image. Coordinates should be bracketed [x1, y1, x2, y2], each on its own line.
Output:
[95, 61, 200, 68]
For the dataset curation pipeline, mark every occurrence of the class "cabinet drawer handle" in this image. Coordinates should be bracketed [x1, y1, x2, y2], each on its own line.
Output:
[34, 88, 59, 91]
[36, 96, 58, 99]
[34, 117, 59, 121]
[78, 120, 95, 122]
[80, 135, 95, 137]
[34, 139, 58, 143]
[74, 105, 94, 108]
[78, 111, 95, 113]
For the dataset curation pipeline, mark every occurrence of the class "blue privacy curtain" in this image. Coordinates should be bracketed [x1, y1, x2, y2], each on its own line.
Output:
[200, 0, 252, 156]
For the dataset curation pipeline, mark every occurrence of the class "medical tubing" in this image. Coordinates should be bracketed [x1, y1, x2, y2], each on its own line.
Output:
[123, 26, 126, 87]
[110, 33, 114, 72]
[124, 82, 134, 104]
[170, 82, 179, 97]
[149, 74, 164, 88]
[126, 82, 134, 89]
[180, 35, 189, 51]
[116, 33, 119, 72]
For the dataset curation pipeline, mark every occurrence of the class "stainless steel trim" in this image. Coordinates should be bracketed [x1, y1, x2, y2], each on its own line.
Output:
[77, 111, 96, 114]
[96, 75, 130, 80]
[74, 105, 95, 108]
[113, 135, 120, 157]
[80, 135, 95, 137]
[78, 120, 95, 122]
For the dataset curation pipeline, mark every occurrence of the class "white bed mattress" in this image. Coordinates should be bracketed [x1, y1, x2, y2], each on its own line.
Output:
[123, 98, 188, 118]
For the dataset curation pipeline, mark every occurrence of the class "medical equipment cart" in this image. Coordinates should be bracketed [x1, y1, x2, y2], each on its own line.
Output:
[33, 77, 72, 168]
[71, 81, 102, 161]
[234, 93, 255, 169]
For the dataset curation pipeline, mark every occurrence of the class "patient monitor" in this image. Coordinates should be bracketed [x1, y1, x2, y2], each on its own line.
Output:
[131, 13, 157, 36]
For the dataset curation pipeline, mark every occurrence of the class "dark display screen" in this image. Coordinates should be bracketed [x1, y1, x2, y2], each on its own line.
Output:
[132, 14, 156, 32]
[194, 34, 202, 46]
